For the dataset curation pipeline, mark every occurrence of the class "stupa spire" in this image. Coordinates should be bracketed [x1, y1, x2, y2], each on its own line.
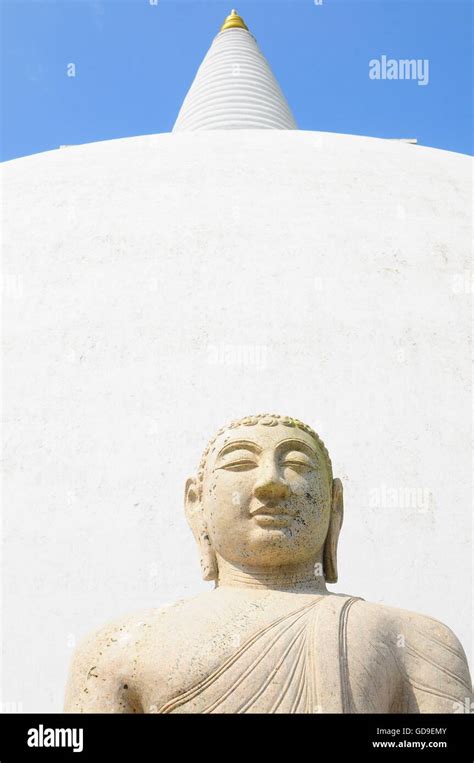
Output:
[221, 9, 248, 31]
[172, 9, 297, 132]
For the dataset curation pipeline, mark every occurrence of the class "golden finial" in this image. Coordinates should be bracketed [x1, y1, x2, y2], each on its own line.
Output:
[220, 9, 249, 32]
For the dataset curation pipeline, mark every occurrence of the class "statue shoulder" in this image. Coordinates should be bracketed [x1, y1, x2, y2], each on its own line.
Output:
[343, 596, 467, 647]
[71, 597, 198, 660]
[73, 607, 163, 655]
[390, 606, 466, 648]
[64, 598, 196, 712]
[347, 599, 472, 712]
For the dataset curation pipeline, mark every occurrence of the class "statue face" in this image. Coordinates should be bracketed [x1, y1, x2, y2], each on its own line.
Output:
[200, 423, 333, 568]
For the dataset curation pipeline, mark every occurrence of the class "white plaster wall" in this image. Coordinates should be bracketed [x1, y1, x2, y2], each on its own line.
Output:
[1, 130, 472, 712]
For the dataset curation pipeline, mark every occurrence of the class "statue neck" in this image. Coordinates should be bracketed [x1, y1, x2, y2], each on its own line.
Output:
[215, 555, 328, 593]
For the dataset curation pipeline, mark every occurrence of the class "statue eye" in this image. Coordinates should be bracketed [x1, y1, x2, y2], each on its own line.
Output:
[219, 459, 257, 472]
[281, 452, 315, 472]
[217, 449, 259, 471]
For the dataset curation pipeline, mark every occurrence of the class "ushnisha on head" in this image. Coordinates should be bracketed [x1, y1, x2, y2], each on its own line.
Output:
[185, 415, 343, 587]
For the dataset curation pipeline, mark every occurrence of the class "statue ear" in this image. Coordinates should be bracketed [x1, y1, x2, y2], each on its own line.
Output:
[184, 477, 218, 582]
[323, 478, 344, 584]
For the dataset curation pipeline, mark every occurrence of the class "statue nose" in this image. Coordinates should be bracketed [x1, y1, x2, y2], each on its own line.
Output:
[253, 476, 290, 502]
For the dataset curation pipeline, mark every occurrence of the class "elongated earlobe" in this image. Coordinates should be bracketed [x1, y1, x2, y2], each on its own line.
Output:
[198, 531, 219, 582]
[323, 477, 344, 584]
[184, 477, 218, 582]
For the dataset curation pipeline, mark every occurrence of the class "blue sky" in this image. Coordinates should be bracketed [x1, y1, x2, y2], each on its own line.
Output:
[1, 0, 472, 161]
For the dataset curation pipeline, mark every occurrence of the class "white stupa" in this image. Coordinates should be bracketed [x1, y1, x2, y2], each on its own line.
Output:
[173, 9, 296, 131]
[2, 9, 472, 712]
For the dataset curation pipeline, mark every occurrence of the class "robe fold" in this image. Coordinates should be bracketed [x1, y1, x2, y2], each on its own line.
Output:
[158, 594, 362, 714]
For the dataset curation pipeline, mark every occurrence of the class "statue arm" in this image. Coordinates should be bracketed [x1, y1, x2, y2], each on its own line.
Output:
[64, 624, 142, 714]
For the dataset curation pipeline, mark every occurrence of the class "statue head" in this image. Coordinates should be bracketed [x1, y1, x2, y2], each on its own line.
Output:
[185, 414, 343, 585]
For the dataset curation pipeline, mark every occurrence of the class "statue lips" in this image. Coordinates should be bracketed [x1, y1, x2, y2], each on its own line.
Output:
[250, 504, 295, 528]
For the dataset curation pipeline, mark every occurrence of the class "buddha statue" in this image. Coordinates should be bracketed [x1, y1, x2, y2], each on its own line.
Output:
[65, 414, 472, 713]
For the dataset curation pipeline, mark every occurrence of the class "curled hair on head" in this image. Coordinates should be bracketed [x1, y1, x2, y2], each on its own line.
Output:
[196, 413, 333, 492]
